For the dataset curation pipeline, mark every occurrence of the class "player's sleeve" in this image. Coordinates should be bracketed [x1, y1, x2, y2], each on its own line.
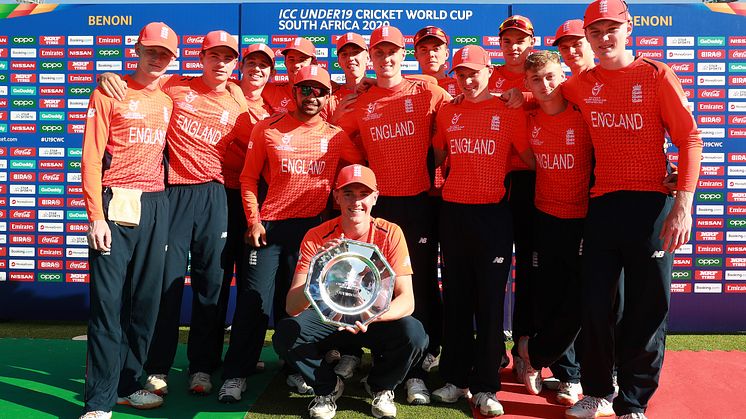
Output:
[239, 121, 269, 225]
[560, 76, 581, 107]
[385, 223, 414, 276]
[223, 101, 254, 174]
[432, 110, 448, 151]
[157, 73, 177, 91]
[81, 90, 113, 222]
[429, 83, 451, 112]
[337, 130, 365, 165]
[658, 65, 703, 192]
[335, 102, 360, 138]
[294, 229, 322, 275]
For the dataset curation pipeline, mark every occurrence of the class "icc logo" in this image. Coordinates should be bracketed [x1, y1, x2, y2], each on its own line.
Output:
[128, 100, 139, 112]
[184, 90, 197, 103]
[531, 126, 541, 139]
[281, 133, 292, 145]
[451, 113, 461, 125]
[592, 82, 604, 96]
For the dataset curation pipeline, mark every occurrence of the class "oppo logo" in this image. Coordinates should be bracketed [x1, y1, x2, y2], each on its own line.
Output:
[698, 193, 723, 200]
[12, 100, 35, 107]
[41, 62, 63, 70]
[41, 125, 63, 132]
[671, 271, 691, 279]
[68, 87, 93, 95]
[96, 49, 121, 57]
[304, 36, 328, 44]
[12, 37, 35, 44]
[696, 258, 721, 266]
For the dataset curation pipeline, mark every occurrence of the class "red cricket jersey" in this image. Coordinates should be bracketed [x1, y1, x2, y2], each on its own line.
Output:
[82, 75, 172, 221]
[337, 79, 449, 197]
[433, 97, 529, 204]
[561, 57, 702, 196]
[489, 65, 533, 172]
[528, 104, 593, 219]
[223, 95, 272, 189]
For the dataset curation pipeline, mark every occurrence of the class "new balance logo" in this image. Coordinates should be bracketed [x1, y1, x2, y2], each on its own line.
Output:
[220, 231, 228, 239]
[531, 251, 538, 268]
[418, 237, 428, 244]
[651, 251, 665, 258]
[248, 250, 258, 266]
[493, 257, 505, 264]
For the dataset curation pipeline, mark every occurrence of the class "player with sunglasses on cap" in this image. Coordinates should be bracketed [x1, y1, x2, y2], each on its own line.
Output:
[263, 37, 318, 114]
[430, 44, 534, 417]
[237, 64, 363, 399]
[561, 1, 702, 417]
[79, 21, 179, 419]
[335, 25, 451, 406]
[273, 164, 428, 419]
[413, 25, 460, 96]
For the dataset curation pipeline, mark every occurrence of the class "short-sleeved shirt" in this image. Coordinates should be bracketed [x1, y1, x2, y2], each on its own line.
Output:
[337, 79, 450, 197]
[162, 75, 251, 185]
[433, 97, 529, 204]
[239, 112, 362, 224]
[223, 95, 272, 189]
[562, 57, 702, 196]
[527, 104, 593, 219]
[295, 217, 413, 277]
[82, 75, 172, 221]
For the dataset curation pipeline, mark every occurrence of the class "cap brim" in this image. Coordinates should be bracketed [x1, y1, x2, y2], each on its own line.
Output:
[583, 16, 628, 28]
[282, 47, 315, 57]
[499, 27, 534, 37]
[337, 40, 368, 52]
[139, 40, 177, 56]
[415, 34, 447, 46]
[335, 180, 377, 191]
[244, 50, 275, 66]
[370, 39, 404, 49]
[552, 34, 584, 46]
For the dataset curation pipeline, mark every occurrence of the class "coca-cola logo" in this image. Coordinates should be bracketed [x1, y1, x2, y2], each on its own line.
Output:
[670, 63, 694, 72]
[41, 173, 63, 182]
[183, 35, 205, 44]
[39, 235, 63, 244]
[730, 115, 746, 125]
[67, 260, 89, 270]
[698, 89, 725, 98]
[10, 210, 34, 219]
[11, 147, 34, 156]
[636, 36, 663, 46]
[67, 198, 86, 207]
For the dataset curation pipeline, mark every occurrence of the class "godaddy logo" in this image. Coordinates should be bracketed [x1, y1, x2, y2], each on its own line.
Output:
[67, 148, 83, 157]
[697, 192, 723, 201]
[40, 61, 64, 70]
[242, 35, 269, 44]
[698, 37, 724, 46]
[41, 124, 63, 132]
[68, 160, 82, 169]
[730, 63, 746, 72]
[96, 48, 122, 58]
[40, 185, 64, 195]
[11, 86, 36, 95]
[10, 160, 35, 169]
[66, 210, 88, 219]
[695, 258, 722, 267]
[0, 124, 7, 133]
[11, 99, 36, 108]
[671, 271, 692, 280]
[728, 219, 746, 228]
[37, 273, 63, 282]
[67, 86, 93, 96]
[12, 36, 35, 45]
[0, 61, 7, 70]
[40, 111, 64, 121]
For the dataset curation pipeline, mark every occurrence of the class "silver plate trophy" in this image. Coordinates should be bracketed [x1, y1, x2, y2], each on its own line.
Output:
[305, 239, 396, 328]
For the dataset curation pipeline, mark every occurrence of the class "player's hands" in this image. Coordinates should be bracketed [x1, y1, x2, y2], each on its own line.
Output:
[500, 87, 525, 109]
[357, 77, 377, 93]
[662, 172, 678, 196]
[339, 320, 368, 334]
[245, 222, 267, 248]
[318, 234, 345, 254]
[450, 93, 464, 105]
[87, 220, 112, 251]
[98, 72, 127, 101]
[330, 94, 358, 124]
[659, 191, 693, 253]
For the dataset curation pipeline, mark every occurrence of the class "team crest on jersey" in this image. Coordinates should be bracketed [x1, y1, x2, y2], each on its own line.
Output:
[404, 98, 414, 113]
[320, 138, 328, 153]
[447, 113, 464, 132]
[631, 84, 643, 103]
[276, 133, 295, 151]
[584, 82, 607, 105]
[530, 125, 542, 145]
[490, 115, 501, 131]
[447, 84, 456, 95]
[362, 102, 381, 121]
[566, 128, 575, 145]
[220, 110, 230, 125]
[248, 140, 253, 150]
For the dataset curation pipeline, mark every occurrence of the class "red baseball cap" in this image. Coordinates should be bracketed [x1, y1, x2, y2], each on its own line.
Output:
[553, 19, 585, 46]
[451, 45, 491, 72]
[201, 30, 239, 56]
[414, 26, 449, 47]
[499, 15, 535, 37]
[282, 37, 316, 58]
[137, 22, 179, 57]
[336, 164, 377, 191]
[294, 65, 331, 90]
[370, 25, 405, 49]
[242, 43, 275, 67]
[584, 0, 630, 28]
[336, 32, 367, 52]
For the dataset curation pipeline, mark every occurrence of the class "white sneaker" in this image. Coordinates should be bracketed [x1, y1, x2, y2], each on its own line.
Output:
[556, 382, 582, 406]
[144, 373, 168, 395]
[325, 349, 342, 364]
[79, 411, 111, 419]
[513, 356, 526, 384]
[218, 377, 247, 403]
[334, 355, 360, 379]
[405, 378, 430, 405]
[116, 389, 163, 409]
[189, 372, 212, 394]
[287, 373, 315, 395]
[472, 392, 504, 417]
[432, 383, 471, 403]
[421, 353, 439, 372]
[371, 389, 397, 419]
[308, 377, 344, 419]
[617, 414, 646, 419]
[523, 364, 543, 395]
[543, 376, 561, 391]
[566, 396, 615, 418]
